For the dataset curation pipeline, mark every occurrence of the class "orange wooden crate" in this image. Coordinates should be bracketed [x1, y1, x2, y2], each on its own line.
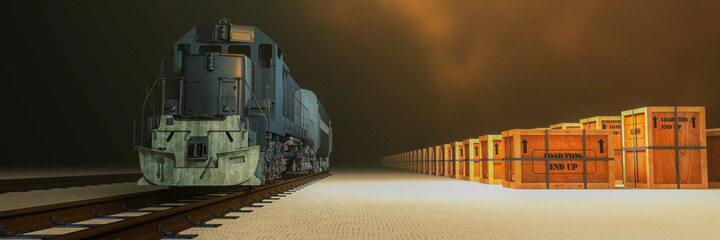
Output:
[455, 141, 467, 180]
[443, 143, 458, 178]
[416, 149, 420, 172]
[415, 148, 427, 173]
[462, 138, 481, 182]
[550, 123, 582, 130]
[502, 129, 615, 189]
[428, 147, 435, 174]
[421, 148, 427, 173]
[405, 151, 410, 171]
[408, 151, 413, 172]
[581, 116, 623, 184]
[402, 152, 406, 171]
[705, 129, 719, 188]
[435, 145, 444, 176]
[479, 135, 503, 184]
[414, 149, 420, 172]
[622, 106, 708, 189]
[427, 147, 434, 175]
[405, 151, 410, 172]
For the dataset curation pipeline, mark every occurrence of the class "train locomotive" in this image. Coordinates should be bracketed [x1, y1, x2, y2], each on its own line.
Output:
[134, 18, 332, 186]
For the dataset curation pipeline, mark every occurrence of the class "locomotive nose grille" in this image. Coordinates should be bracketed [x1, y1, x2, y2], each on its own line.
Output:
[188, 136, 209, 160]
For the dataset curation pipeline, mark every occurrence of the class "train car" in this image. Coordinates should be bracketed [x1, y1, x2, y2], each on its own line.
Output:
[133, 18, 332, 186]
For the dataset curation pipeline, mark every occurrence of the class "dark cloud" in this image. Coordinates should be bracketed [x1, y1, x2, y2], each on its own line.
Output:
[1, 1, 718, 168]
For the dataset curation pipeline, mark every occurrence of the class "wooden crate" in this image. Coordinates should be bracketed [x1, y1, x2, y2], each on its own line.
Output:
[425, 148, 430, 174]
[708, 129, 720, 188]
[427, 147, 434, 175]
[622, 106, 707, 189]
[402, 152, 407, 171]
[408, 151, 413, 172]
[435, 145, 444, 176]
[444, 143, 457, 178]
[414, 149, 420, 172]
[479, 135, 503, 184]
[421, 148, 427, 173]
[581, 116, 623, 184]
[417, 149, 421, 172]
[550, 123, 582, 130]
[403, 152, 407, 171]
[420, 148, 425, 173]
[455, 141, 467, 180]
[406, 151, 410, 171]
[501, 129, 615, 189]
[462, 138, 481, 182]
[420, 149, 424, 172]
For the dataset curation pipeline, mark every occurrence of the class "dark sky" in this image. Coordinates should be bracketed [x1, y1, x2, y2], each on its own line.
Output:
[1, 1, 719, 168]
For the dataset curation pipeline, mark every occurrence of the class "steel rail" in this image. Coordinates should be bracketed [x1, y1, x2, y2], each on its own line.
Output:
[48, 170, 329, 240]
[0, 188, 164, 235]
[0, 173, 143, 194]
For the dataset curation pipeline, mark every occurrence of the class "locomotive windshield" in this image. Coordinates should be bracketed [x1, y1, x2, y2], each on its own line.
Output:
[228, 45, 251, 56]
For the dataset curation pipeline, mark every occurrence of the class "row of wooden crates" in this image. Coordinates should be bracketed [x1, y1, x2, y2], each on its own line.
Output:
[380, 106, 720, 189]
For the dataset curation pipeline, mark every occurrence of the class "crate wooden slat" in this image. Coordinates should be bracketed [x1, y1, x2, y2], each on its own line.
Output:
[706, 129, 720, 188]
[581, 116, 624, 184]
[622, 106, 708, 189]
[501, 129, 615, 189]
[479, 135, 503, 184]
[550, 123, 582, 130]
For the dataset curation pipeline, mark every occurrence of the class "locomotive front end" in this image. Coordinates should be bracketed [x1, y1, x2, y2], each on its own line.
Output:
[137, 48, 261, 186]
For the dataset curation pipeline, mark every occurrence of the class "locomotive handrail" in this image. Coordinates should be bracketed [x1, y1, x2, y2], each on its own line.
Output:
[133, 59, 168, 149]
[133, 77, 163, 150]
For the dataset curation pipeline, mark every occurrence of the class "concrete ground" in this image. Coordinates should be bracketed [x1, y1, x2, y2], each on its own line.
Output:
[182, 168, 720, 240]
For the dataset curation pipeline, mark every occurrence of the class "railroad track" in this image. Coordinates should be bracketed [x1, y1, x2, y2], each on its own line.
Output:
[0, 173, 144, 193]
[0, 171, 330, 240]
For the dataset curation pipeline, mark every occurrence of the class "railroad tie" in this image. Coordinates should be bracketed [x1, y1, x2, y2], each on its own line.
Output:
[51, 216, 103, 228]
[250, 196, 272, 204]
[0, 225, 59, 239]
[226, 203, 252, 212]
[209, 209, 238, 219]
[240, 200, 263, 208]
[186, 216, 221, 228]
[121, 204, 156, 212]
[261, 193, 280, 200]
[90, 209, 133, 219]
[157, 225, 197, 239]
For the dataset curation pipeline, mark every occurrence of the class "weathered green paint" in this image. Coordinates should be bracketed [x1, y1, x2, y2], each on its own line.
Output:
[138, 115, 261, 186]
